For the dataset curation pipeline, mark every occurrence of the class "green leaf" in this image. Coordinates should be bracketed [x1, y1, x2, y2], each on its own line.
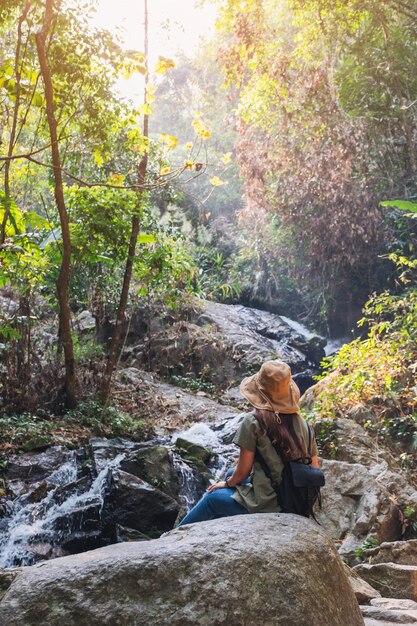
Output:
[32, 92, 43, 107]
[380, 199, 417, 213]
[137, 233, 156, 244]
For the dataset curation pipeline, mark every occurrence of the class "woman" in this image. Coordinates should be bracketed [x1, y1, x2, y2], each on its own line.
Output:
[178, 360, 319, 526]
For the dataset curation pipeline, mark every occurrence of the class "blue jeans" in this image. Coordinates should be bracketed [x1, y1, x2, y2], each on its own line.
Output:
[177, 468, 250, 526]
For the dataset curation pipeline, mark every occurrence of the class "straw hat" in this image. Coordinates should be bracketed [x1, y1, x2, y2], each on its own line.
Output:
[239, 360, 300, 414]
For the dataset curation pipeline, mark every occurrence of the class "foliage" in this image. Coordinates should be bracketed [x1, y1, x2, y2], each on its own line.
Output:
[214, 0, 417, 332]
[0, 402, 151, 454]
[168, 374, 216, 395]
[308, 251, 417, 469]
[354, 536, 379, 559]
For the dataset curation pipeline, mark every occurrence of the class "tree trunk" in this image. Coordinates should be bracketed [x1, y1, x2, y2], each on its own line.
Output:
[1, 0, 30, 244]
[35, 0, 77, 408]
[99, 0, 149, 405]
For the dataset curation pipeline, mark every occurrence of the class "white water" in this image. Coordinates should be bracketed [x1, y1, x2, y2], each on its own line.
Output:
[280, 315, 347, 356]
[0, 453, 125, 567]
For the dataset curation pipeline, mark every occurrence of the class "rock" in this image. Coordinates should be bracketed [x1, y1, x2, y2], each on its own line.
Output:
[89, 438, 138, 474]
[361, 603, 417, 623]
[26, 543, 52, 559]
[0, 568, 21, 601]
[120, 447, 179, 500]
[107, 469, 179, 537]
[0, 296, 19, 315]
[115, 524, 150, 542]
[74, 310, 96, 332]
[126, 300, 321, 390]
[371, 598, 417, 611]
[317, 459, 404, 561]
[0, 514, 364, 626]
[6, 447, 73, 482]
[345, 562, 382, 603]
[353, 563, 417, 601]
[364, 541, 417, 566]
[115, 367, 238, 433]
[175, 437, 212, 464]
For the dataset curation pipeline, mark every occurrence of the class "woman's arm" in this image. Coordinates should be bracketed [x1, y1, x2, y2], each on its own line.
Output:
[207, 448, 255, 492]
[311, 455, 319, 468]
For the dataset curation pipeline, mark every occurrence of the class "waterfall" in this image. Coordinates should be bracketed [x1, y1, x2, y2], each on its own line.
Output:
[0, 453, 125, 568]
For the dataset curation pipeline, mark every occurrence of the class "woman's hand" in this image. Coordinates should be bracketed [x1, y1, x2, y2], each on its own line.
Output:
[207, 481, 227, 492]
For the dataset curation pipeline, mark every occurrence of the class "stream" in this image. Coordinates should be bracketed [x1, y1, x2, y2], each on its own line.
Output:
[0, 305, 346, 568]
[0, 415, 243, 568]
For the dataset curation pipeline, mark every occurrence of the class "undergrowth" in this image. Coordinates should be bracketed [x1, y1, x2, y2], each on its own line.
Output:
[308, 278, 417, 468]
[0, 401, 152, 455]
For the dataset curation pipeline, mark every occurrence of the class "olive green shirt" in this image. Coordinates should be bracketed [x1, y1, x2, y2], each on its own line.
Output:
[231, 412, 319, 514]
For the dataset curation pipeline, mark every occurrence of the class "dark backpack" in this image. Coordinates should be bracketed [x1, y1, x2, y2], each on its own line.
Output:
[255, 425, 325, 520]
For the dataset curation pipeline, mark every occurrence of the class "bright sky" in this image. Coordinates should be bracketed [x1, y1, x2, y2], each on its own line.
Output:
[92, 0, 217, 59]
[91, 0, 218, 101]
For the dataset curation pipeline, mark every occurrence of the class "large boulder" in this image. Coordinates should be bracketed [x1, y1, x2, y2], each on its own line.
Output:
[0, 514, 364, 626]
[316, 459, 417, 561]
[120, 446, 180, 500]
[106, 469, 179, 537]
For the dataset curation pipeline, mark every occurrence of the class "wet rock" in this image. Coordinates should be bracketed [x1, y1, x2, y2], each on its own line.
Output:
[0, 514, 364, 626]
[364, 540, 417, 566]
[108, 469, 179, 537]
[120, 447, 179, 500]
[60, 531, 104, 555]
[6, 447, 73, 482]
[27, 481, 52, 503]
[0, 568, 21, 601]
[51, 476, 92, 506]
[89, 438, 138, 474]
[175, 437, 212, 465]
[115, 524, 150, 542]
[53, 499, 102, 534]
[27, 543, 52, 559]
[353, 563, 417, 601]
[289, 335, 326, 366]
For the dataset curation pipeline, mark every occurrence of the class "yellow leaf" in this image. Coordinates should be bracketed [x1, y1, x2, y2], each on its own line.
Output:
[146, 84, 157, 94]
[201, 129, 211, 139]
[160, 166, 171, 175]
[185, 142, 193, 150]
[146, 93, 155, 103]
[93, 149, 104, 167]
[184, 159, 194, 170]
[167, 135, 178, 149]
[209, 176, 225, 186]
[221, 152, 232, 164]
[139, 103, 152, 115]
[154, 56, 176, 75]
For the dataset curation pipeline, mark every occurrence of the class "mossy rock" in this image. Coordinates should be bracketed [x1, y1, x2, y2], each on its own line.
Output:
[120, 446, 179, 501]
[175, 438, 212, 464]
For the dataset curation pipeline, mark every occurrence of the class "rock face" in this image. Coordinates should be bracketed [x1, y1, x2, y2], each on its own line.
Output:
[122, 300, 325, 391]
[317, 459, 406, 560]
[0, 514, 364, 626]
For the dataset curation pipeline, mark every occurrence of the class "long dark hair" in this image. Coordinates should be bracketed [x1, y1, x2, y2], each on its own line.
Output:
[255, 408, 307, 462]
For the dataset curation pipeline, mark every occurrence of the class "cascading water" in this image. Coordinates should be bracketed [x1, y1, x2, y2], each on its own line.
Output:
[0, 453, 125, 567]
